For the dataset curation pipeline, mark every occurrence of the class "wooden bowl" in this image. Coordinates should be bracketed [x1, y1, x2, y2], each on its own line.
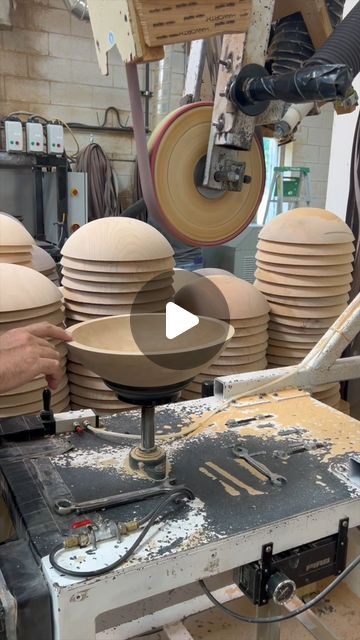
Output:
[61, 255, 175, 273]
[62, 285, 174, 306]
[224, 342, 268, 356]
[0, 301, 62, 322]
[175, 275, 269, 320]
[268, 336, 318, 348]
[62, 217, 174, 262]
[69, 384, 119, 401]
[255, 268, 352, 288]
[0, 212, 33, 246]
[67, 313, 234, 388]
[257, 239, 354, 256]
[269, 315, 337, 329]
[0, 264, 62, 312]
[255, 279, 350, 298]
[0, 245, 32, 254]
[256, 259, 353, 277]
[0, 253, 32, 264]
[256, 249, 353, 267]
[68, 373, 113, 390]
[0, 310, 65, 333]
[268, 301, 347, 319]
[259, 208, 354, 245]
[264, 294, 349, 308]
[216, 350, 267, 366]
[31, 245, 57, 274]
[61, 266, 173, 283]
[65, 300, 169, 315]
[70, 401, 133, 413]
[195, 268, 234, 276]
[62, 275, 173, 294]
[268, 329, 323, 343]
[231, 329, 268, 345]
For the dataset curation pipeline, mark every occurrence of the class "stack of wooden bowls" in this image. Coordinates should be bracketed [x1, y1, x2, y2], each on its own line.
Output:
[255, 208, 354, 410]
[0, 264, 70, 417]
[60, 217, 175, 414]
[175, 274, 269, 400]
[0, 212, 33, 266]
[31, 245, 59, 285]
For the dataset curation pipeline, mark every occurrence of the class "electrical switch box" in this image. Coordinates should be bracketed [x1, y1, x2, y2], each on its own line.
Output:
[46, 124, 64, 154]
[5, 120, 23, 152]
[26, 122, 44, 153]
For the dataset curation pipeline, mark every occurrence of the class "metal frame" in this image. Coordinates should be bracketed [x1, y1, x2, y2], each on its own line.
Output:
[215, 293, 360, 401]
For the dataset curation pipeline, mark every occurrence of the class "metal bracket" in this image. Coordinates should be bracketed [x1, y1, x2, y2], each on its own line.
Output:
[335, 518, 349, 575]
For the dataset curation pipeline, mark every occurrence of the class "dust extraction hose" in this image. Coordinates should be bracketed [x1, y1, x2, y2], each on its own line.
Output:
[230, 0, 360, 110]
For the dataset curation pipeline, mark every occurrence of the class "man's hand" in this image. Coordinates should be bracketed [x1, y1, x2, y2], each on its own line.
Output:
[0, 323, 72, 394]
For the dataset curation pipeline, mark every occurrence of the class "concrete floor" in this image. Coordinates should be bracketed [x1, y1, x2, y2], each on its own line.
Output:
[143, 584, 360, 640]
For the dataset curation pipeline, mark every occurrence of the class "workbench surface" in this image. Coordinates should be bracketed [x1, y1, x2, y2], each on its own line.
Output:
[1, 389, 359, 576]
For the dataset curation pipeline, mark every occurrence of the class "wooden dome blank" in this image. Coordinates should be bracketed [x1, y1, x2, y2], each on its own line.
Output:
[0, 264, 62, 312]
[0, 212, 33, 246]
[61, 217, 174, 262]
[259, 208, 354, 245]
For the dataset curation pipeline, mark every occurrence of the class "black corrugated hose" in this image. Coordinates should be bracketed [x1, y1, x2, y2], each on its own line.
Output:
[232, 1, 359, 109]
[75, 143, 119, 220]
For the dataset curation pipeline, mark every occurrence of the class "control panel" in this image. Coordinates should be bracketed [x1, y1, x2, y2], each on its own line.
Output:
[5, 120, 23, 152]
[46, 124, 64, 154]
[26, 122, 44, 153]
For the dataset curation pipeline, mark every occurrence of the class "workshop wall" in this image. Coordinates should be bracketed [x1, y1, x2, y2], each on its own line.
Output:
[291, 104, 334, 210]
[0, 0, 187, 211]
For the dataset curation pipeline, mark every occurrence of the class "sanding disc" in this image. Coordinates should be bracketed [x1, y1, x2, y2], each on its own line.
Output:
[149, 102, 265, 246]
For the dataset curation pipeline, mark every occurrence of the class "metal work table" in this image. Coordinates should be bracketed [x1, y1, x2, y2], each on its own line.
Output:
[1, 389, 360, 640]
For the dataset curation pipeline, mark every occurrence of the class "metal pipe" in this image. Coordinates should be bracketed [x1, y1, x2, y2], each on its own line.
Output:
[63, 0, 89, 21]
[141, 406, 155, 451]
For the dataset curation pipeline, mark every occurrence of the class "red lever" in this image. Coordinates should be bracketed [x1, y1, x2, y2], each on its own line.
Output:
[71, 519, 93, 529]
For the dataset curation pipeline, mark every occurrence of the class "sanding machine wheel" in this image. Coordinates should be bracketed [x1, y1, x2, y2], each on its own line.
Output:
[148, 102, 265, 247]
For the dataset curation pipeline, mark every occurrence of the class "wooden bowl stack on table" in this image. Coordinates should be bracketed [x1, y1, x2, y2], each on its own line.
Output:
[0, 264, 70, 417]
[60, 217, 175, 414]
[175, 274, 269, 400]
[31, 245, 59, 285]
[0, 212, 33, 267]
[255, 208, 354, 411]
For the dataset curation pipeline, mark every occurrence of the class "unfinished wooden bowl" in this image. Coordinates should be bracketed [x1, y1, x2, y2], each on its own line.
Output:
[269, 315, 337, 329]
[0, 245, 32, 255]
[0, 264, 62, 312]
[65, 300, 169, 315]
[259, 208, 354, 245]
[268, 339, 316, 351]
[175, 275, 269, 320]
[224, 342, 268, 356]
[216, 350, 267, 366]
[0, 301, 62, 322]
[264, 294, 349, 308]
[62, 217, 174, 262]
[256, 259, 353, 277]
[256, 249, 353, 267]
[231, 330, 268, 346]
[67, 314, 234, 388]
[0, 310, 65, 334]
[267, 345, 312, 358]
[268, 329, 324, 342]
[69, 385, 120, 401]
[0, 253, 32, 264]
[195, 268, 234, 276]
[68, 373, 112, 390]
[63, 285, 174, 306]
[255, 268, 352, 288]
[62, 275, 173, 294]
[255, 280, 350, 298]
[257, 239, 354, 256]
[67, 361, 99, 377]
[61, 266, 173, 283]
[31, 245, 57, 274]
[269, 301, 347, 319]
[61, 255, 175, 273]
[0, 212, 33, 246]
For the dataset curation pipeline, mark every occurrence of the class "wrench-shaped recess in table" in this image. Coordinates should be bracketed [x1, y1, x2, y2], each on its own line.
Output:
[232, 446, 287, 486]
[54, 479, 193, 515]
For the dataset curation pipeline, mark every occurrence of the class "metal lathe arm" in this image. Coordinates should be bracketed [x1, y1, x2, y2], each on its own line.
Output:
[215, 293, 360, 401]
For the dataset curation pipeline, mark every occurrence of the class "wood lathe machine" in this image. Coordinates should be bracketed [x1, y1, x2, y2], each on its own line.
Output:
[1, 2, 360, 640]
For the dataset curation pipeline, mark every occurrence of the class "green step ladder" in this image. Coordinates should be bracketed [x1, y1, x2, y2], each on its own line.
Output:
[264, 166, 311, 223]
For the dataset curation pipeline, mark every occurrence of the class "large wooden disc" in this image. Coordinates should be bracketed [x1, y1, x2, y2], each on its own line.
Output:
[62, 275, 173, 294]
[258, 240, 354, 256]
[0, 245, 32, 254]
[255, 279, 350, 298]
[149, 102, 265, 246]
[62, 285, 173, 306]
[256, 259, 353, 277]
[61, 256, 175, 273]
[255, 268, 352, 288]
[256, 249, 353, 267]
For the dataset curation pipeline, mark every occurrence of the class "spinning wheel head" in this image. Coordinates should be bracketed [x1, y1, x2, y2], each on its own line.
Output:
[149, 103, 265, 246]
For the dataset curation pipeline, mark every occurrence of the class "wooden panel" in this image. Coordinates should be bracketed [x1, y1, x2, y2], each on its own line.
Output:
[274, 0, 333, 48]
[134, 0, 252, 47]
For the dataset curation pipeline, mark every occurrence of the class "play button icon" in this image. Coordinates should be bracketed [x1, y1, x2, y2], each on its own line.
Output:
[166, 302, 199, 340]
